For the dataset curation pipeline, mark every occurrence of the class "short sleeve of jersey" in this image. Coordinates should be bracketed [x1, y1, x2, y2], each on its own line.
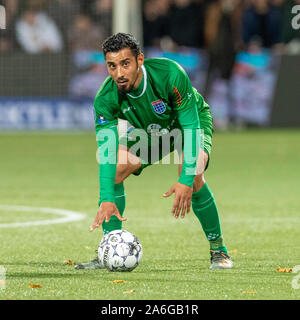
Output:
[93, 81, 119, 132]
[168, 62, 196, 112]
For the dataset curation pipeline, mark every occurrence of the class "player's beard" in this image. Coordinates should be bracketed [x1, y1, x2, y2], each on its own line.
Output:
[116, 68, 139, 94]
[117, 80, 134, 94]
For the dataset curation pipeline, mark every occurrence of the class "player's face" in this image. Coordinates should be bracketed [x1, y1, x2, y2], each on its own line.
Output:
[105, 48, 144, 93]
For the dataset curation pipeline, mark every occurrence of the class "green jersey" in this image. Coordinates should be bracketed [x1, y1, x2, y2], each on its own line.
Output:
[94, 58, 209, 203]
[94, 58, 208, 132]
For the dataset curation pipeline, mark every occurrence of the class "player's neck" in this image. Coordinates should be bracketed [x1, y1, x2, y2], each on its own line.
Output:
[133, 66, 144, 90]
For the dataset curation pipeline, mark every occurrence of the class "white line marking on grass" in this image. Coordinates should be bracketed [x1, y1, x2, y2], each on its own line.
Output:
[0, 205, 85, 228]
[223, 217, 300, 223]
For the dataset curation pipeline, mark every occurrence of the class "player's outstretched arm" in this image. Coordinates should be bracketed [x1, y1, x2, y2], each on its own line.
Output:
[94, 124, 120, 231]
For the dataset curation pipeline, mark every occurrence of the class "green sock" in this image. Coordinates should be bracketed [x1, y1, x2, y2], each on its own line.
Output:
[101, 182, 126, 235]
[192, 183, 227, 254]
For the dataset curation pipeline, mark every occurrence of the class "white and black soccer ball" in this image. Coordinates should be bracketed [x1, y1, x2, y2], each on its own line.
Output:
[98, 230, 143, 272]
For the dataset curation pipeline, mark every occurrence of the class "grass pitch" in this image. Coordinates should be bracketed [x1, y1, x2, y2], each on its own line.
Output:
[0, 129, 299, 300]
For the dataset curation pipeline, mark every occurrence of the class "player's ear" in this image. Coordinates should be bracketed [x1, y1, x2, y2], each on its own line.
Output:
[137, 53, 144, 68]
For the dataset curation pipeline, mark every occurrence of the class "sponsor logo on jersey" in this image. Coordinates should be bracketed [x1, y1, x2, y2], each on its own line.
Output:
[152, 100, 166, 114]
[147, 123, 162, 133]
[147, 124, 170, 136]
[97, 115, 109, 124]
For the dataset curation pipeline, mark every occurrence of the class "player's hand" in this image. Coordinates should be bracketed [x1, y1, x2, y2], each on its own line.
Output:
[163, 182, 193, 219]
[90, 202, 126, 232]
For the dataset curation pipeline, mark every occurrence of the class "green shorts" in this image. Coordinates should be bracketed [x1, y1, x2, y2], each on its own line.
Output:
[119, 108, 213, 176]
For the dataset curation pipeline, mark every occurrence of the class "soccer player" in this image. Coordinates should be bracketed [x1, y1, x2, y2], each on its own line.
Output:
[75, 33, 232, 270]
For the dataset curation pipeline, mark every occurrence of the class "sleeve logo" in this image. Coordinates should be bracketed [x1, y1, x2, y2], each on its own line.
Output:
[173, 86, 182, 106]
[97, 115, 109, 124]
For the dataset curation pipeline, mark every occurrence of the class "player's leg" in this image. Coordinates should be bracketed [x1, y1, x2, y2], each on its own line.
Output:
[179, 149, 225, 251]
[178, 150, 232, 269]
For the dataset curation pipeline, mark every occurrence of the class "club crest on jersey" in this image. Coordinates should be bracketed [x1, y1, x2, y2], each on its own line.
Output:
[152, 100, 166, 114]
[97, 115, 109, 124]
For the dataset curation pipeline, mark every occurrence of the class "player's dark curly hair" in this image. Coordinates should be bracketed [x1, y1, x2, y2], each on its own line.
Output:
[102, 33, 142, 58]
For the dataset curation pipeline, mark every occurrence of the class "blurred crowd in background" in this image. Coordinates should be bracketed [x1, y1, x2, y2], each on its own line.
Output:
[1, 0, 299, 55]
[0, 0, 299, 128]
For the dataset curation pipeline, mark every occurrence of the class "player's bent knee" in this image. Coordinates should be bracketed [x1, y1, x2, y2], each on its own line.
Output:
[115, 161, 142, 184]
[115, 147, 142, 184]
[115, 166, 127, 184]
[115, 174, 124, 185]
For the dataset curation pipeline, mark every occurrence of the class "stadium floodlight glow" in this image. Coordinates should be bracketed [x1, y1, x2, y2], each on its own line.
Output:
[0, 5, 6, 30]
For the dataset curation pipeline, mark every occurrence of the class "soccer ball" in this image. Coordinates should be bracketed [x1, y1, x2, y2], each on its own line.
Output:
[98, 229, 143, 272]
